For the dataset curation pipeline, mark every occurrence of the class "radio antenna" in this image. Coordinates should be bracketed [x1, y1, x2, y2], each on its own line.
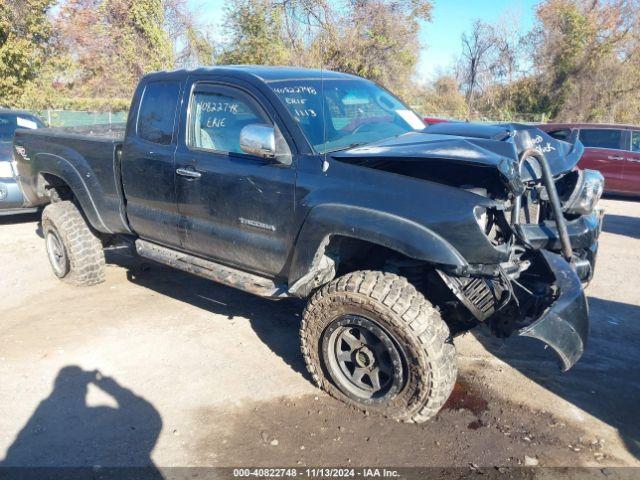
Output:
[320, 13, 328, 173]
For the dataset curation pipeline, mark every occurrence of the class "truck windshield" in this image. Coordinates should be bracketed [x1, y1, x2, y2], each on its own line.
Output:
[267, 78, 425, 154]
[0, 113, 44, 143]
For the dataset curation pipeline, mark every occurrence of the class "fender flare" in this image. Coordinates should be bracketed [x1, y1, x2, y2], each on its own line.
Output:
[36, 152, 113, 234]
[288, 203, 468, 292]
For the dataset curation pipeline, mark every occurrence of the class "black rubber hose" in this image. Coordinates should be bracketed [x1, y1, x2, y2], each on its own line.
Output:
[518, 148, 573, 261]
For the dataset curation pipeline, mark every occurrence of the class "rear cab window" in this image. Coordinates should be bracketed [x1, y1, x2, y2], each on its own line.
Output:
[136, 81, 181, 145]
[579, 129, 624, 150]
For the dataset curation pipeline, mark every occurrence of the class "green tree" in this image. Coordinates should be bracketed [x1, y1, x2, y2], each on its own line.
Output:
[56, 0, 175, 101]
[217, 0, 433, 98]
[0, 0, 56, 106]
[317, 0, 432, 96]
[451, 0, 640, 123]
[416, 76, 468, 119]
[530, 0, 640, 122]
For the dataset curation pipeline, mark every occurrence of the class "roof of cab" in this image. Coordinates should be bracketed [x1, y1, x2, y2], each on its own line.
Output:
[141, 65, 361, 83]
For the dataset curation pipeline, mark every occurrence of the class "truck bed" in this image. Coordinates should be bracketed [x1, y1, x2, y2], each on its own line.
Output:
[14, 123, 131, 235]
[38, 123, 126, 142]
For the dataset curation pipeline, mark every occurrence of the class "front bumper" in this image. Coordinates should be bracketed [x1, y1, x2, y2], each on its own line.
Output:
[0, 177, 36, 215]
[517, 209, 602, 251]
[518, 250, 589, 371]
[517, 208, 604, 283]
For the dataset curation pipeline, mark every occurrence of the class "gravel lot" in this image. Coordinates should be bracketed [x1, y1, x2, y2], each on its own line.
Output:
[0, 198, 639, 472]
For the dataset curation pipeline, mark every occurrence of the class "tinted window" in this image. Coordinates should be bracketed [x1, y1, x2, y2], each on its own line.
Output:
[0, 113, 44, 143]
[631, 131, 640, 152]
[137, 81, 180, 145]
[189, 89, 266, 154]
[547, 129, 571, 141]
[579, 129, 624, 149]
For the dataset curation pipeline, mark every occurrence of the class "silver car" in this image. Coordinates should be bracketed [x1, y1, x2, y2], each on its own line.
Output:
[0, 110, 45, 216]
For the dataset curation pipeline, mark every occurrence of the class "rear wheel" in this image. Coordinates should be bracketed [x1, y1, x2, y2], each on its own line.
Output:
[45, 225, 70, 277]
[41, 201, 105, 286]
[301, 270, 457, 423]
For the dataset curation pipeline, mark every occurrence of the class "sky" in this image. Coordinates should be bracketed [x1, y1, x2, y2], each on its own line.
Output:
[188, 0, 540, 82]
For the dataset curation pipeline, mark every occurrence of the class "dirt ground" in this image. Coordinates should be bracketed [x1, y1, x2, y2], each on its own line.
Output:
[0, 198, 639, 474]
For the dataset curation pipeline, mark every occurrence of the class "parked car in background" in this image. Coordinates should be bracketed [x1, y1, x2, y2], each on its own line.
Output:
[0, 109, 45, 215]
[539, 123, 640, 196]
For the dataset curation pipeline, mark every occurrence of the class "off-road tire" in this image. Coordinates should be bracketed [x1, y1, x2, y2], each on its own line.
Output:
[41, 201, 106, 286]
[301, 270, 457, 423]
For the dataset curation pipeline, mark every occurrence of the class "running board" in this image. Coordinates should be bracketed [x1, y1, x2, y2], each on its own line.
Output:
[135, 239, 289, 299]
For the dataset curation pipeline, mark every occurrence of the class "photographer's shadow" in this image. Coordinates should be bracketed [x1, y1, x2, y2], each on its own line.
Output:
[0, 366, 162, 476]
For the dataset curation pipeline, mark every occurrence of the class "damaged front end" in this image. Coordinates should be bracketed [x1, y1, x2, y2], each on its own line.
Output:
[518, 251, 589, 371]
[335, 123, 604, 370]
[438, 247, 593, 371]
[426, 124, 604, 371]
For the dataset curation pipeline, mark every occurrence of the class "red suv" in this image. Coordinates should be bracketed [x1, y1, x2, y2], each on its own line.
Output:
[539, 123, 640, 196]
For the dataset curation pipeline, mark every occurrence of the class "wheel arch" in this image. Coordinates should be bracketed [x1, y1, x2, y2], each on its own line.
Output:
[37, 167, 112, 234]
[287, 204, 468, 296]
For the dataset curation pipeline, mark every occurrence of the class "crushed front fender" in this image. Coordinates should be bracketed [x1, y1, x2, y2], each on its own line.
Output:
[518, 250, 589, 371]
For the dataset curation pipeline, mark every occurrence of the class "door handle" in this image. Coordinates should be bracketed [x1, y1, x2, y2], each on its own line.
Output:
[607, 155, 625, 161]
[176, 167, 201, 179]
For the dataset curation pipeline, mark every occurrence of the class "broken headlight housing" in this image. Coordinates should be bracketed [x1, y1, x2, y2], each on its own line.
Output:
[564, 169, 604, 215]
[473, 205, 489, 232]
[498, 158, 525, 196]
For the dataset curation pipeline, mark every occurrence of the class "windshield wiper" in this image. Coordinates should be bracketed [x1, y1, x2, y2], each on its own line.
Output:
[326, 142, 369, 153]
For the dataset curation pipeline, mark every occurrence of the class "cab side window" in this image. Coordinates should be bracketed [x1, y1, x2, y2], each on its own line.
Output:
[579, 129, 624, 150]
[137, 81, 181, 145]
[189, 89, 267, 155]
[631, 131, 640, 152]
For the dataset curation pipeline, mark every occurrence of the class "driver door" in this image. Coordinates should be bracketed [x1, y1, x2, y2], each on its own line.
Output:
[174, 82, 296, 278]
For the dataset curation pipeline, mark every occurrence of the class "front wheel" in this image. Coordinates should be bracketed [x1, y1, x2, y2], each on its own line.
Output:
[300, 270, 457, 423]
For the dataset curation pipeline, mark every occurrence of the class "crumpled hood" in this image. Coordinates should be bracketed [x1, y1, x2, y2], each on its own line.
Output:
[331, 123, 584, 188]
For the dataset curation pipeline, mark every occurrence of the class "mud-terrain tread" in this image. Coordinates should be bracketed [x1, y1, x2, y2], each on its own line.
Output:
[41, 201, 105, 286]
[300, 270, 457, 423]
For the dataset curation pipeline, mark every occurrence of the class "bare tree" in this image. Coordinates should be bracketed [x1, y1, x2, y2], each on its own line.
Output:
[458, 20, 495, 111]
[163, 0, 215, 68]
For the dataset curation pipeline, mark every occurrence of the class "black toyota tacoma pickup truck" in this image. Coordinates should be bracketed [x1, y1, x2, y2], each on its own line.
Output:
[14, 66, 604, 423]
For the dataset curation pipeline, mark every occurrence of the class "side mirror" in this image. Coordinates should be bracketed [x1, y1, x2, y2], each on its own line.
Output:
[240, 124, 276, 159]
